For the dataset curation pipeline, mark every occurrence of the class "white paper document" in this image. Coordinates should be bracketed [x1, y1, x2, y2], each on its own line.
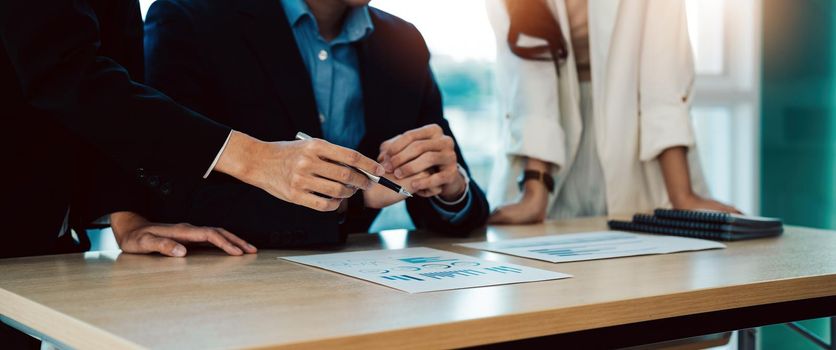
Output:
[282, 247, 571, 293]
[458, 231, 726, 263]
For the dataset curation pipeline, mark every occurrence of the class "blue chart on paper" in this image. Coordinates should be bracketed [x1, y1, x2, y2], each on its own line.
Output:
[531, 247, 608, 257]
[530, 246, 649, 257]
[484, 266, 523, 274]
[283, 247, 572, 293]
[381, 265, 526, 282]
[381, 275, 424, 281]
[398, 256, 458, 264]
[420, 269, 486, 280]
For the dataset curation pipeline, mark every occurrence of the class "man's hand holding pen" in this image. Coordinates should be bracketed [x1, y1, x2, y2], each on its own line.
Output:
[363, 170, 430, 209]
[218, 131, 385, 212]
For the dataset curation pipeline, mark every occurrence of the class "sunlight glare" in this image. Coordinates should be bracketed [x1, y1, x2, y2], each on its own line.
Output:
[372, 0, 496, 62]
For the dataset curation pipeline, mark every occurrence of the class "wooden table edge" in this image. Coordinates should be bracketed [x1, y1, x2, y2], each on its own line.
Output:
[0, 288, 144, 350]
[246, 274, 836, 350]
[1, 274, 833, 350]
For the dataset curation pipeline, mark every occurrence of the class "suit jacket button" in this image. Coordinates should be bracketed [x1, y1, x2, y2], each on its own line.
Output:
[160, 182, 172, 195]
[147, 175, 160, 188]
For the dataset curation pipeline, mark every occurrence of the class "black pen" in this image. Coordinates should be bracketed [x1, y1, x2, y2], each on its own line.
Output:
[296, 132, 412, 197]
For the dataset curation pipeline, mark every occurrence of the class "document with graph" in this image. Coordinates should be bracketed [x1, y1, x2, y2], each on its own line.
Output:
[458, 231, 726, 263]
[282, 247, 571, 293]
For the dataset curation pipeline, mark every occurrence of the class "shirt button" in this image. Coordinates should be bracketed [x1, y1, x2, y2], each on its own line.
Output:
[319, 113, 325, 123]
[318, 49, 328, 61]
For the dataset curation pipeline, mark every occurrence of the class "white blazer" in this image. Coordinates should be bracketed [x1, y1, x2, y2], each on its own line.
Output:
[486, 0, 709, 217]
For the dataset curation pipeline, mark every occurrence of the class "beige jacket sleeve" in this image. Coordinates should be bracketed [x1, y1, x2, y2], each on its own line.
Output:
[639, 0, 697, 162]
[486, 0, 568, 170]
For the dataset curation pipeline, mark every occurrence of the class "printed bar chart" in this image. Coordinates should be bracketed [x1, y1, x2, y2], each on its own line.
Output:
[398, 256, 458, 264]
[484, 266, 523, 274]
[283, 247, 571, 293]
[382, 275, 425, 281]
[420, 269, 486, 280]
[459, 231, 726, 263]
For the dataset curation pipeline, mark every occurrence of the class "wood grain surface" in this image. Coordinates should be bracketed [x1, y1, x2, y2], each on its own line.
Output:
[1, 217, 834, 349]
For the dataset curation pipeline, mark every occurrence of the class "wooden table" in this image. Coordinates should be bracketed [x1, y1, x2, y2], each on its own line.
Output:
[1, 217, 835, 349]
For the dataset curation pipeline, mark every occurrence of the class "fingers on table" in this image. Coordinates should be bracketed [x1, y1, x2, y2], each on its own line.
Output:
[136, 233, 188, 257]
[153, 224, 252, 256]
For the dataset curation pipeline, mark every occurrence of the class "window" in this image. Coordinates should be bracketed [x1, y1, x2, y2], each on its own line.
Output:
[686, 0, 761, 214]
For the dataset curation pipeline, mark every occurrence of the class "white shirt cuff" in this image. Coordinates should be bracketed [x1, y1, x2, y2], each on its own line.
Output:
[430, 187, 473, 224]
[203, 130, 233, 179]
[429, 164, 473, 224]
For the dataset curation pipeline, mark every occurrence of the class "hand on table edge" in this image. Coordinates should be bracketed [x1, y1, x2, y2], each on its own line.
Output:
[110, 211, 257, 257]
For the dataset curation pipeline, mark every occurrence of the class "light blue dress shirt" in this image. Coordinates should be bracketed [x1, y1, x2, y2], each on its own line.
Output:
[282, 0, 372, 149]
[281, 0, 471, 222]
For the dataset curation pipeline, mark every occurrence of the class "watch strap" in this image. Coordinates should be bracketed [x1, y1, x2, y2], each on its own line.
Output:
[519, 170, 555, 193]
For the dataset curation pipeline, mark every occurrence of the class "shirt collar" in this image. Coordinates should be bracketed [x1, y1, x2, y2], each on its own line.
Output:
[281, 0, 374, 43]
[340, 4, 374, 43]
[281, 0, 309, 27]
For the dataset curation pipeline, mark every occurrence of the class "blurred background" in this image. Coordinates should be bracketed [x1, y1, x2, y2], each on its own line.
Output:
[133, 1, 836, 348]
[366, 0, 765, 230]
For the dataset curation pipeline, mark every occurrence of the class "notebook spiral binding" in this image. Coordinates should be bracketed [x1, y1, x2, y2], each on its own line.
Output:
[653, 209, 733, 223]
[608, 220, 728, 240]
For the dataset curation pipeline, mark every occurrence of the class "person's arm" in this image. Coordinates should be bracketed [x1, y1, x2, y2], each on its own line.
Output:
[0, 0, 383, 213]
[640, 0, 739, 213]
[484, 0, 563, 224]
[658, 147, 740, 213]
[488, 157, 553, 224]
[0, 0, 229, 177]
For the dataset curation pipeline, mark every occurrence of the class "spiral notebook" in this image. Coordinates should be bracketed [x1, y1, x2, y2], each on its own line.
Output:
[652, 209, 783, 228]
[608, 209, 783, 241]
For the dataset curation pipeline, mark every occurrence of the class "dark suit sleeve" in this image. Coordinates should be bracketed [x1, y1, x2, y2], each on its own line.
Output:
[0, 0, 230, 178]
[143, 0, 345, 247]
[71, 148, 151, 228]
[144, 0, 217, 119]
[404, 68, 490, 235]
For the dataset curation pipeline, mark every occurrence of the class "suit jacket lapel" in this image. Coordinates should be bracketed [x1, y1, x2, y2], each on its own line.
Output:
[355, 33, 390, 157]
[236, 0, 323, 138]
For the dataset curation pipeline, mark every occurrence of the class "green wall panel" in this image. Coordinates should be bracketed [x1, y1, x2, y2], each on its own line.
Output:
[761, 0, 834, 348]
[762, 0, 836, 229]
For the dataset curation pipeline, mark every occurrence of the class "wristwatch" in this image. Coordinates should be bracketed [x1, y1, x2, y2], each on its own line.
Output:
[517, 170, 555, 193]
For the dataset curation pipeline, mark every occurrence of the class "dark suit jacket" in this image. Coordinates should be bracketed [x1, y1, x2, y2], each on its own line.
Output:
[0, 0, 232, 258]
[144, 0, 490, 247]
